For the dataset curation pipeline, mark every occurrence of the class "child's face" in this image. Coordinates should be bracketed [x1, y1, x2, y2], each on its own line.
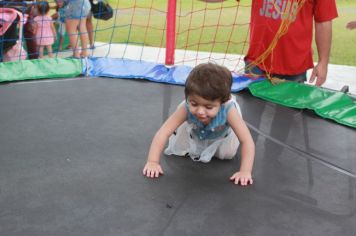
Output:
[187, 94, 221, 125]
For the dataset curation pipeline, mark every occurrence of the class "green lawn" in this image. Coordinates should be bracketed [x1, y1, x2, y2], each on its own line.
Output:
[95, 0, 356, 66]
[330, 0, 356, 66]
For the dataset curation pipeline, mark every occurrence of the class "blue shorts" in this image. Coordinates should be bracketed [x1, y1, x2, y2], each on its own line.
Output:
[64, 0, 91, 19]
[244, 60, 307, 83]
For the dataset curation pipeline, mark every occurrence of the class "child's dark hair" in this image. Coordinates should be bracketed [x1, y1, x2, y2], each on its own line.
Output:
[185, 63, 232, 103]
[37, 1, 50, 15]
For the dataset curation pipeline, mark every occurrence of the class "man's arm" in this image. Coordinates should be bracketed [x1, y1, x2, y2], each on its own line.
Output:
[309, 21, 333, 86]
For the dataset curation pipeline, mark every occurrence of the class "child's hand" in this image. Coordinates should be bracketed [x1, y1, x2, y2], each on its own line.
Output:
[230, 171, 253, 186]
[143, 161, 164, 178]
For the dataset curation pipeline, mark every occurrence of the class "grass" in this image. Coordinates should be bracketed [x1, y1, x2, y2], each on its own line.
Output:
[94, 0, 356, 66]
[329, 0, 356, 66]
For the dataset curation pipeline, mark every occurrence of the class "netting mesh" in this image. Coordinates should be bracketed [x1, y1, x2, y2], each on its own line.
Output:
[89, 0, 251, 72]
[0, 0, 306, 75]
[174, 0, 250, 71]
[0, 0, 253, 72]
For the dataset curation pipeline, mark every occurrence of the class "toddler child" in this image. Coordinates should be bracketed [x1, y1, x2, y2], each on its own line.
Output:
[143, 63, 255, 186]
[33, 1, 56, 58]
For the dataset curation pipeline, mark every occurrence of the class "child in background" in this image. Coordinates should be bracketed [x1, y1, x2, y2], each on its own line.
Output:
[33, 1, 56, 58]
[143, 63, 255, 186]
[52, 0, 66, 51]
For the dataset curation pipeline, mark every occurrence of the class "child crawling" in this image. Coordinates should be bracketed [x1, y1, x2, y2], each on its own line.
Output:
[143, 63, 255, 186]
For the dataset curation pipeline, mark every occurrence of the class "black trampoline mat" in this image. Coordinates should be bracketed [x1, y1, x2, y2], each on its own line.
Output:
[0, 77, 355, 236]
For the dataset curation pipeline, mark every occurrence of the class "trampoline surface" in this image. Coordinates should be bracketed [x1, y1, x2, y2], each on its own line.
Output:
[0, 77, 355, 236]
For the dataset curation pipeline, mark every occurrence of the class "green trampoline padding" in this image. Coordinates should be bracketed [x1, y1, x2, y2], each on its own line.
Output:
[248, 80, 356, 128]
[0, 58, 355, 129]
[0, 58, 83, 82]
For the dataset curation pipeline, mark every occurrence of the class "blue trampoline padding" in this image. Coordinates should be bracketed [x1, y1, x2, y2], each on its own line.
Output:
[85, 57, 263, 92]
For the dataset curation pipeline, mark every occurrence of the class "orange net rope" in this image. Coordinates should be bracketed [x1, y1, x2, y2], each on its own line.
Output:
[245, 0, 307, 82]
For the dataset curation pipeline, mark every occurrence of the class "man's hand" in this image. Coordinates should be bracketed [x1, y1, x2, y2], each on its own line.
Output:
[313, 21, 331, 87]
[143, 161, 164, 178]
[346, 21, 356, 30]
[309, 63, 328, 86]
[230, 171, 253, 186]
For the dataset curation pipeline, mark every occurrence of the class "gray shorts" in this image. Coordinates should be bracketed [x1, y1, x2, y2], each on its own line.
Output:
[64, 0, 91, 19]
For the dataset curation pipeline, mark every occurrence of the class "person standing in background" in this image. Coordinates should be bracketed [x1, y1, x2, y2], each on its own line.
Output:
[63, 0, 91, 58]
[245, 0, 338, 86]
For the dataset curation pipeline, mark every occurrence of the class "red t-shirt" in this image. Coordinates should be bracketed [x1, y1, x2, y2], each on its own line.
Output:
[245, 0, 338, 75]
